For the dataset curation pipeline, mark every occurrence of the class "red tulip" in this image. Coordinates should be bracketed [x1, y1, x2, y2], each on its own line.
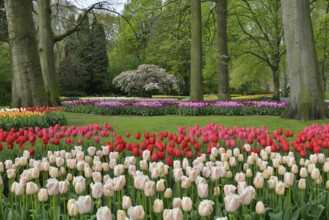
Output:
[166, 157, 173, 166]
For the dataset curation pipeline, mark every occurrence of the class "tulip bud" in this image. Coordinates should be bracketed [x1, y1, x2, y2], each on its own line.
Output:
[275, 181, 285, 195]
[255, 201, 266, 214]
[182, 197, 192, 212]
[122, 196, 132, 209]
[38, 188, 48, 202]
[153, 199, 164, 213]
[67, 199, 79, 217]
[164, 188, 172, 199]
[156, 179, 165, 192]
[298, 178, 306, 190]
[117, 210, 126, 220]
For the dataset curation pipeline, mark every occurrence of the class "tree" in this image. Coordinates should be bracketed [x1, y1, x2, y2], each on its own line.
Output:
[281, 0, 326, 120]
[37, 0, 60, 106]
[190, 0, 203, 100]
[4, 0, 48, 107]
[89, 19, 109, 94]
[232, 0, 284, 100]
[216, 0, 230, 100]
[0, 0, 7, 42]
[312, 0, 329, 91]
[112, 64, 178, 97]
[37, 0, 102, 105]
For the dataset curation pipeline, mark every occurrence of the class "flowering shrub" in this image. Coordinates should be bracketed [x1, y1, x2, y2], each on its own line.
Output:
[63, 100, 288, 116]
[112, 64, 178, 96]
[0, 107, 66, 130]
[1, 123, 329, 219]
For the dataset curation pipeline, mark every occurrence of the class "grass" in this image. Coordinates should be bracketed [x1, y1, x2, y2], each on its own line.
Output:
[65, 112, 329, 136]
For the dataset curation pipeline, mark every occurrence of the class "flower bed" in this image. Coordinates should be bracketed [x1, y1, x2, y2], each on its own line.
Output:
[0, 122, 329, 219]
[0, 107, 67, 131]
[62, 100, 288, 116]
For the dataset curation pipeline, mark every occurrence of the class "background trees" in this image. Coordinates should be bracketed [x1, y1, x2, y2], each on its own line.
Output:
[1, 0, 328, 120]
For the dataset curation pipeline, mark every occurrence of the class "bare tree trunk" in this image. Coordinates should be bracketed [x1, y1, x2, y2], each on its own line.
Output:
[4, 0, 48, 107]
[190, 0, 203, 101]
[217, 0, 230, 101]
[37, 0, 60, 106]
[281, 0, 326, 120]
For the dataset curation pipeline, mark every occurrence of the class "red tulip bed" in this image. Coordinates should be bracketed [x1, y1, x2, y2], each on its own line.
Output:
[0, 122, 329, 219]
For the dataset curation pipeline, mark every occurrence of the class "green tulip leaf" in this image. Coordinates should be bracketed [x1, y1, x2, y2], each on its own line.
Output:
[308, 204, 325, 219]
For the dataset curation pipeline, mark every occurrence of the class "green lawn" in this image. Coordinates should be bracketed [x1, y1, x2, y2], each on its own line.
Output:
[65, 112, 329, 136]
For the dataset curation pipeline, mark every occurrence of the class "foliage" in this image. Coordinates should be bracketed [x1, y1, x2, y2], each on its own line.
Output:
[0, 43, 11, 105]
[0, 0, 7, 42]
[58, 15, 109, 96]
[112, 64, 178, 97]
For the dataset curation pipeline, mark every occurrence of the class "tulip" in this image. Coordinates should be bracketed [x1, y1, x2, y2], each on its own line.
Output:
[116, 210, 126, 220]
[156, 179, 165, 192]
[128, 206, 145, 220]
[96, 206, 112, 220]
[197, 183, 209, 198]
[91, 182, 103, 199]
[311, 168, 320, 180]
[298, 178, 306, 190]
[255, 201, 266, 214]
[76, 195, 91, 214]
[240, 186, 256, 205]
[182, 197, 192, 212]
[299, 167, 308, 178]
[26, 182, 39, 195]
[198, 199, 215, 217]
[164, 188, 172, 199]
[7, 169, 16, 179]
[224, 184, 236, 196]
[173, 198, 182, 208]
[59, 180, 69, 194]
[224, 194, 240, 212]
[38, 188, 48, 202]
[144, 180, 155, 197]
[122, 196, 132, 209]
[275, 181, 285, 195]
[235, 172, 246, 183]
[67, 199, 79, 217]
[93, 172, 103, 183]
[153, 199, 164, 213]
[46, 178, 59, 196]
[283, 172, 294, 187]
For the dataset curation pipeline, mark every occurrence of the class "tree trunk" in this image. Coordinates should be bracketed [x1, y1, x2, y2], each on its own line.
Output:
[4, 0, 48, 107]
[37, 0, 60, 106]
[282, 68, 288, 97]
[271, 67, 280, 101]
[281, 0, 326, 120]
[217, 0, 230, 101]
[190, 0, 203, 101]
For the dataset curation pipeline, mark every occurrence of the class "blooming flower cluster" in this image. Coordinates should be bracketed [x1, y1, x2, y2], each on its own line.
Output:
[0, 122, 329, 219]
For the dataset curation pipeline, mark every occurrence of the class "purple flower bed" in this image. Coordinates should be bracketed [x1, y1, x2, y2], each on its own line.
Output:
[62, 100, 288, 108]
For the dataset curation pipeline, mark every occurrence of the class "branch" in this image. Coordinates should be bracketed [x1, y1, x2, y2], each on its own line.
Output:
[53, 2, 105, 42]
